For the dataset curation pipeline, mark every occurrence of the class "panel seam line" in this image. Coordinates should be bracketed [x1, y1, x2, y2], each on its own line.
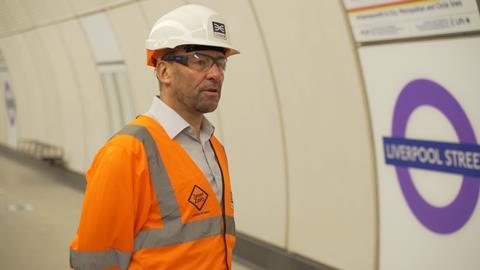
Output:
[248, 0, 291, 249]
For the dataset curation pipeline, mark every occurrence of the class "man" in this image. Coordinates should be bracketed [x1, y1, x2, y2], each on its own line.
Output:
[70, 4, 239, 270]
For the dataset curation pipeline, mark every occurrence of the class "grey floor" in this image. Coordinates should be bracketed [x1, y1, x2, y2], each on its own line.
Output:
[0, 151, 252, 270]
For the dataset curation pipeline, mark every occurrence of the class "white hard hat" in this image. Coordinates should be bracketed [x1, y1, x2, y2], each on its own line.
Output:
[145, 4, 240, 67]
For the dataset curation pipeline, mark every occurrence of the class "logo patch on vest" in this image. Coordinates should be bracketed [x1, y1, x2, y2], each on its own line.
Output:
[188, 185, 209, 211]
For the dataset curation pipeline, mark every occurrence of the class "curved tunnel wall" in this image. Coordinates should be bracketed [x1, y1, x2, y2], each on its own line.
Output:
[0, 1, 377, 269]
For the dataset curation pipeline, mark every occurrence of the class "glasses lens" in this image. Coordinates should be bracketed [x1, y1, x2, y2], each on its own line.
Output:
[216, 58, 227, 71]
[188, 54, 213, 72]
[188, 53, 226, 72]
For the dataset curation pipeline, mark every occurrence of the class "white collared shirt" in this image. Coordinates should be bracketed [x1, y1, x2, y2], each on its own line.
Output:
[143, 96, 223, 202]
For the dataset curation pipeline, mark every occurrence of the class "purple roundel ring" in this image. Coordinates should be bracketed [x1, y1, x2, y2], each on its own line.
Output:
[391, 79, 479, 234]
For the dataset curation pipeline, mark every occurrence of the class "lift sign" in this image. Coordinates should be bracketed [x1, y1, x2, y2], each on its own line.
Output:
[383, 78, 480, 234]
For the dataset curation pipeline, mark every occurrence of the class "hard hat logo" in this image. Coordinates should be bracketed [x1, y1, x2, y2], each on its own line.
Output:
[212, 22, 227, 40]
[145, 4, 239, 67]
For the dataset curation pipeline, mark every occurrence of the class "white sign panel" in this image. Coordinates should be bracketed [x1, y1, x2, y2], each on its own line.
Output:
[359, 37, 480, 270]
[0, 68, 17, 147]
[345, 0, 480, 42]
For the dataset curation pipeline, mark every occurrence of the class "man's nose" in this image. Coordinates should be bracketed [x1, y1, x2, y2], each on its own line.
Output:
[206, 63, 224, 80]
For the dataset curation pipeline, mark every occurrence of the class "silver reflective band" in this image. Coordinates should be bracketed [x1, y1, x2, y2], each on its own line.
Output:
[225, 216, 235, 236]
[118, 125, 181, 224]
[134, 216, 223, 251]
[70, 249, 131, 270]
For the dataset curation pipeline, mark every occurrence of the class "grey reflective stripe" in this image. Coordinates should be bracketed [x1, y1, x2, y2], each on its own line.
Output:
[118, 125, 181, 223]
[134, 216, 223, 251]
[225, 216, 235, 236]
[70, 249, 131, 270]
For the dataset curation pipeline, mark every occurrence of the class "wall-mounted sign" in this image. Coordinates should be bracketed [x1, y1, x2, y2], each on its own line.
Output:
[344, 0, 480, 42]
[384, 78, 479, 235]
[4, 81, 16, 126]
[359, 37, 480, 270]
[0, 68, 17, 147]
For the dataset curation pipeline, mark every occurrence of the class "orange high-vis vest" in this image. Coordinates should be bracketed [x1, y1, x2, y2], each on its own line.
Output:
[70, 115, 235, 270]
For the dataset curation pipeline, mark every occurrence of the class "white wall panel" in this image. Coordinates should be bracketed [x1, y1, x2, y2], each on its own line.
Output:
[139, 0, 186, 27]
[189, 0, 288, 248]
[0, 0, 34, 36]
[22, 0, 74, 26]
[0, 35, 46, 142]
[37, 25, 87, 171]
[81, 13, 124, 63]
[67, 0, 101, 15]
[23, 30, 63, 146]
[0, 68, 8, 144]
[252, 1, 376, 269]
[58, 20, 111, 169]
[0, 102, 6, 145]
[107, 3, 156, 115]
[98, 0, 132, 9]
[68, 0, 134, 16]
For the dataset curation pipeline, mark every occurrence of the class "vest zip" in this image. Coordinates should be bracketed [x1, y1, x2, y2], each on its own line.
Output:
[210, 140, 230, 270]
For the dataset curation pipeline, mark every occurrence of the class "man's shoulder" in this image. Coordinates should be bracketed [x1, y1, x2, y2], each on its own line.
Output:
[106, 128, 148, 157]
[86, 133, 147, 176]
[91, 117, 165, 166]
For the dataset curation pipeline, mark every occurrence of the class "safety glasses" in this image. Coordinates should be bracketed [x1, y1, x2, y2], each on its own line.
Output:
[162, 52, 227, 72]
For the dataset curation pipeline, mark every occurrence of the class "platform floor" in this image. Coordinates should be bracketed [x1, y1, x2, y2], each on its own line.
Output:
[0, 151, 252, 270]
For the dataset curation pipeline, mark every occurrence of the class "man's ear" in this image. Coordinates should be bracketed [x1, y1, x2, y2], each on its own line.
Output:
[156, 61, 171, 85]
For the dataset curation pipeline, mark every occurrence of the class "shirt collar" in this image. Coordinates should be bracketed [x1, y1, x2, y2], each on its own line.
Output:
[199, 117, 215, 144]
[144, 96, 215, 141]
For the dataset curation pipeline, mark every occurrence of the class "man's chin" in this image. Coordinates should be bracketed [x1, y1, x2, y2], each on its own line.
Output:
[196, 102, 219, 114]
